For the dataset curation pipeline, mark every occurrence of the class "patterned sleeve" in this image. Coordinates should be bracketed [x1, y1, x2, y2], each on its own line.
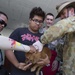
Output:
[40, 16, 75, 44]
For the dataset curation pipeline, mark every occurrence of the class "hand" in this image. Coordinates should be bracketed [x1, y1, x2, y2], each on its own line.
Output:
[18, 62, 32, 71]
[37, 54, 50, 66]
[33, 41, 43, 52]
[51, 60, 58, 71]
[29, 46, 37, 53]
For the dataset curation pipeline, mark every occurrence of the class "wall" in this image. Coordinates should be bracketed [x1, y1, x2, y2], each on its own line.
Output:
[1, 28, 14, 37]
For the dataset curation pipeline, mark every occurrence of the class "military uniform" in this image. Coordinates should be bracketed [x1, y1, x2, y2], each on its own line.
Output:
[40, 16, 75, 75]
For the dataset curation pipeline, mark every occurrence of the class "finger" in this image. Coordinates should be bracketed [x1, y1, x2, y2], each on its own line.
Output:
[18, 66, 22, 69]
[39, 59, 44, 61]
[37, 61, 43, 64]
[52, 66, 56, 71]
[43, 54, 47, 58]
[20, 63, 26, 66]
[23, 63, 32, 70]
[18, 63, 26, 70]
[39, 58, 45, 61]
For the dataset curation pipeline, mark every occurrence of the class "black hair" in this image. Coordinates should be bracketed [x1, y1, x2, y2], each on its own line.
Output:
[0, 11, 8, 19]
[29, 7, 45, 21]
[46, 13, 54, 17]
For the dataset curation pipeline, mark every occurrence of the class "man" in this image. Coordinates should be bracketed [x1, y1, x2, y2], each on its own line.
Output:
[40, 13, 54, 33]
[45, 13, 54, 26]
[40, 13, 59, 75]
[0, 11, 9, 75]
[33, 1, 75, 75]
[5, 7, 49, 75]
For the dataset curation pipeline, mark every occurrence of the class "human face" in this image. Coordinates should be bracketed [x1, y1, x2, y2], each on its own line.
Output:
[29, 15, 43, 33]
[0, 14, 8, 32]
[60, 8, 68, 19]
[45, 15, 54, 27]
[60, 7, 75, 19]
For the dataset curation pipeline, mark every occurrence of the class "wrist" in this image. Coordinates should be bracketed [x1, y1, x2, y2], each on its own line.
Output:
[16, 64, 19, 69]
[14, 62, 20, 68]
[33, 40, 44, 52]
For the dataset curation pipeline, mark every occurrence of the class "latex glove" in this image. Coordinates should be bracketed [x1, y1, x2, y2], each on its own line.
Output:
[33, 40, 43, 52]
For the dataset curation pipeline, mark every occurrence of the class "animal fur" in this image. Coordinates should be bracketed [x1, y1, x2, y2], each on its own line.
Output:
[25, 47, 51, 75]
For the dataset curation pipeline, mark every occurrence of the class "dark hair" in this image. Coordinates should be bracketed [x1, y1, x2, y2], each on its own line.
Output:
[0, 11, 8, 19]
[46, 13, 54, 17]
[29, 7, 45, 21]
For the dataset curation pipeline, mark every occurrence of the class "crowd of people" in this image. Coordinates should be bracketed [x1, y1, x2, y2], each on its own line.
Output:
[0, 1, 75, 75]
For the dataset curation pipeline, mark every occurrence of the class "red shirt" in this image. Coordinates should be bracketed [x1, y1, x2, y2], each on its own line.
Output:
[42, 50, 59, 75]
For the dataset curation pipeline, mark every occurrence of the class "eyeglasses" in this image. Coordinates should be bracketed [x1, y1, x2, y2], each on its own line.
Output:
[32, 19, 43, 24]
[0, 19, 7, 27]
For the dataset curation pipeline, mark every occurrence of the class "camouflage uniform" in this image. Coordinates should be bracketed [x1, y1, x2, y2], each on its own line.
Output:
[40, 16, 75, 75]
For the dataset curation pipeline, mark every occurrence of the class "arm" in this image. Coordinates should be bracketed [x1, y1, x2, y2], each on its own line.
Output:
[5, 50, 19, 68]
[0, 35, 36, 53]
[33, 16, 75, 50]
[5, 50, 32, 70]
[41, 16, 75, 44]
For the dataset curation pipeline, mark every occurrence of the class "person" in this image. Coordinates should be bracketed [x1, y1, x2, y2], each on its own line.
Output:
[33, 1, 75, 75]
[40, 13, 59, 75]
[5, 7, 49, 75]
[40, 13, 54, 33]
[0, 11, 37, 75]
[0, 11, 9, 75]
